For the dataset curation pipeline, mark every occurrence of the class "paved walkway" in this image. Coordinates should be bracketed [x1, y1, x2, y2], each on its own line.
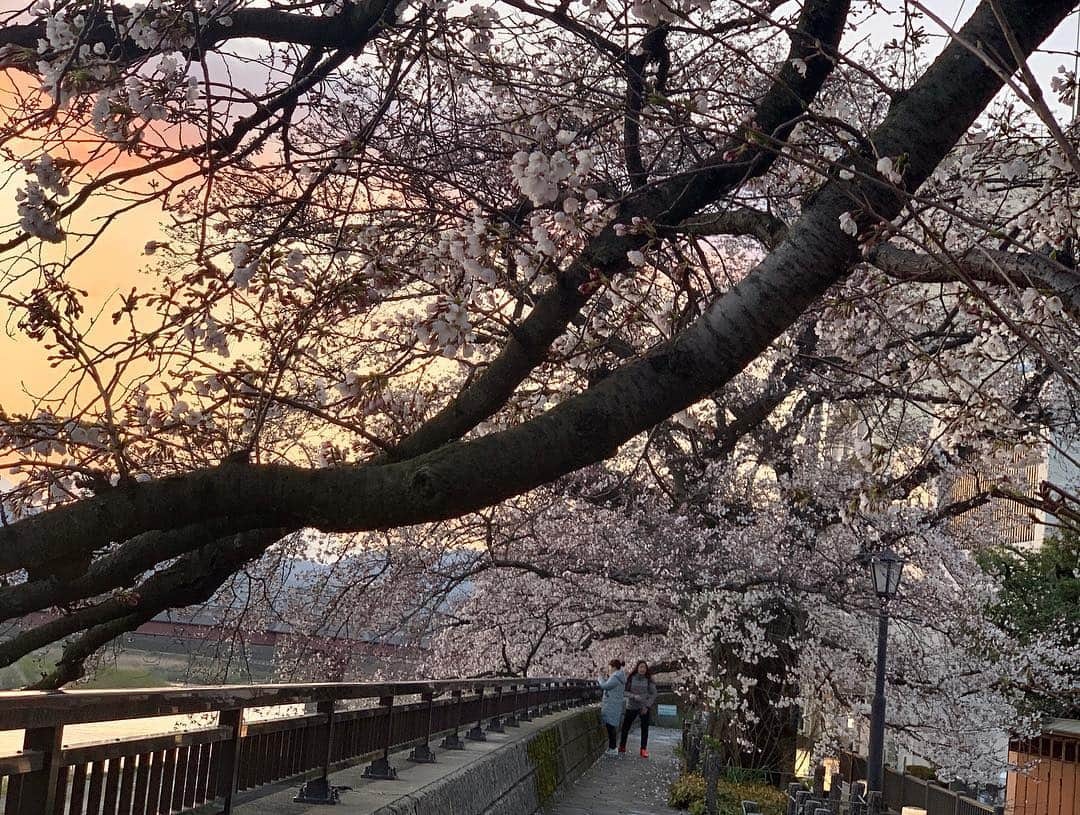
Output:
[549, 727, 682, 814]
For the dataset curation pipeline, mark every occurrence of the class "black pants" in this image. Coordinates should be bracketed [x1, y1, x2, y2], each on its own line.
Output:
[620, 708, 650, 748]
[605, 723, 618, 749]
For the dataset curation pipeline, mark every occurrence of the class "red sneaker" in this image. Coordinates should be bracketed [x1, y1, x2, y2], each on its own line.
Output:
[618, 745, 626, 754]
[640, 748, 649, 759]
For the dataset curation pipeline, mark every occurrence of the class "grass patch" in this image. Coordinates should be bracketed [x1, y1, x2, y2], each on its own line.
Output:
[77, 666, 171, 689]
[2, 653, 171, 690]
[0, 654, 53, 689]
[905, 765, 936, 781]
[669, 770, 790, 815]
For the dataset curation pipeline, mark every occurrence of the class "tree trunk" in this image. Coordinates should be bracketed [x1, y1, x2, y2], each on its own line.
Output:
[710, 600, 804, 785]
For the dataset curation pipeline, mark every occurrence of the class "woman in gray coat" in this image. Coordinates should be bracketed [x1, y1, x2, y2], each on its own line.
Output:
[620, 660, 658, 758]
[597, 659, 627, 755]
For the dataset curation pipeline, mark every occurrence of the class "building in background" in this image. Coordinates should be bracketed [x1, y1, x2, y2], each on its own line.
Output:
[947, 432, 1080, 550]
[1007, 720, 1080, 815]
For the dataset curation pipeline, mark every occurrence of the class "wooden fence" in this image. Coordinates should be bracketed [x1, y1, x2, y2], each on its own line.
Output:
[0, 677, 598, 814]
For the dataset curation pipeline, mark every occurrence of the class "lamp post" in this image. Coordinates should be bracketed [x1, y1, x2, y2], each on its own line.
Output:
[865, 548, 904, 811]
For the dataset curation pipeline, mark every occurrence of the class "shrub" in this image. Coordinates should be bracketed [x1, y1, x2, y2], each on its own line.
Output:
[669, 772, 707, 809]
[905, 765, 936, 781]
[668, 770, 789, 815]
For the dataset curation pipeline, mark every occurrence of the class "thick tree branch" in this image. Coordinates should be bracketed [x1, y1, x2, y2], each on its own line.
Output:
[0, 0, 1071, 597]
[868, 245, 1080, 313]
[678, 207, 789, 249]
[623, 26, 669, 189]
[0, 0, 398, 70]
[680, 207, 1080, 312]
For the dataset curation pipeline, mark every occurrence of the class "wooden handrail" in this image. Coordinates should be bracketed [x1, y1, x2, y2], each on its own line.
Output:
[0, 677, 588, 730]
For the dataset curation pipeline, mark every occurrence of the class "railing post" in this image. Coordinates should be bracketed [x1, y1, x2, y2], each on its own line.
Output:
[465, 687, 487, 741]
[440, 690, 466, 750]
[504, 685, 520, 728]
[519, 682, 534, 722]
[487, 686, 505, 734]
[408, 692, 437, 764]
[294, 699, 341, 804]
[216, 708, 244, 814]
[19, 723, 63, 813]
[363, 696, 398, 779]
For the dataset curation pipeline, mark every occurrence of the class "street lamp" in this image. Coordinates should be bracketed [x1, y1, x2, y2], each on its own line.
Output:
[865, 549, 904, 811]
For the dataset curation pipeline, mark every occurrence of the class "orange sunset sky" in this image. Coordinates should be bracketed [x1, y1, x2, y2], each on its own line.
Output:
[1, 63, 172, 416]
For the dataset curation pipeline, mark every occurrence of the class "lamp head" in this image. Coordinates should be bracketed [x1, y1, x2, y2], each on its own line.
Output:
[867, 549, 904, 599]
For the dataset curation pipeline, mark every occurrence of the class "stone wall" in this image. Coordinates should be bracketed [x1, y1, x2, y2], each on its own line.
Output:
[373, 707, 605, 815]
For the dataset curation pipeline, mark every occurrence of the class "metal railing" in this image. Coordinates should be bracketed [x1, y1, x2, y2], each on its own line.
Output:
[838, 752, 997, 815]
[0, 677, 599, 814]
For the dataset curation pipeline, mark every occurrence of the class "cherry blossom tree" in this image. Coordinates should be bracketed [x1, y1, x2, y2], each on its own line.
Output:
[1, 0, 1079, 779]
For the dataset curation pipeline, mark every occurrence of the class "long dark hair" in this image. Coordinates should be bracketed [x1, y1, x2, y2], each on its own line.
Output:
[626, 660, 652, 688]
[608, 659, 624, 670]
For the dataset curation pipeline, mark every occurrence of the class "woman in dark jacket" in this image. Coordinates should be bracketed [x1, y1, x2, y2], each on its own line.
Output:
[620, 660, 657, 758]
